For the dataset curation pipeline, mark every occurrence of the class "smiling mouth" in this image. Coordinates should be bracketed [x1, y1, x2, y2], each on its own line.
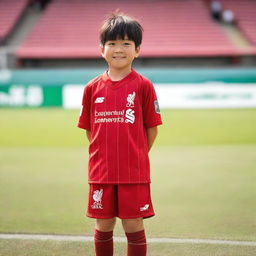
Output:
[113, 56, 126, 59]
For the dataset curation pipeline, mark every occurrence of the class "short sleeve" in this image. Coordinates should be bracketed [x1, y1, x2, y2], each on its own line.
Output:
[77, 84, 91, 131]
[142, 80, 163, 128]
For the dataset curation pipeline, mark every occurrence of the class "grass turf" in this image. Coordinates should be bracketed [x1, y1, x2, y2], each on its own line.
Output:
[1, 239, 256, 256]
[0, 145, 255, 241]
[1, 108, 256, 147]
[0, 108, 256, 255]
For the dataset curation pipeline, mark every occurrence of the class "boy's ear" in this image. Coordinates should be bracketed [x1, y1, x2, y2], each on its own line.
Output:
[100, 44, 105, 57]
[135, 46, 140, 58]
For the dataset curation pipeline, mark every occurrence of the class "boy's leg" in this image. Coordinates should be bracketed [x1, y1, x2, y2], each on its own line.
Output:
[87, 184, 118, 256]
[94, 218, 116, 256]
[96, 217, 116, 232]
[122, 218, 144, 233]
[122, 218, 147, 256]
[118, 184, 154, 256]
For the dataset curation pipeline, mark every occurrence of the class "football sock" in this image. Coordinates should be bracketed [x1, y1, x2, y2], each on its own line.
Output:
[125, 230, 147, 256]
[94, 229, 114, 256]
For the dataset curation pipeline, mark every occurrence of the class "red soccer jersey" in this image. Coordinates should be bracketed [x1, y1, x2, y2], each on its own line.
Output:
[78, 69, 162, 184]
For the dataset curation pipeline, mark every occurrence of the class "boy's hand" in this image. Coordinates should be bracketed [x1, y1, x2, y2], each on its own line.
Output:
[86, 130, 91, 142]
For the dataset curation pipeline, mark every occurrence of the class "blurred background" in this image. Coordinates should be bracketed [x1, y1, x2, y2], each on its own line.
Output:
[0, 0, 256, 255]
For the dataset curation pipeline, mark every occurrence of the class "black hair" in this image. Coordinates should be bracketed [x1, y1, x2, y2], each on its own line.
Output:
[100, 12, 143, 48]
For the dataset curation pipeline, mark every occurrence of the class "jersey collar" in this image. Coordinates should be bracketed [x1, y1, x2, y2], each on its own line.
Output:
[101, 69, 137, 89]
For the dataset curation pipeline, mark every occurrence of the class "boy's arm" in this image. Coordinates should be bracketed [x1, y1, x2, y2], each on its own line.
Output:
[146, 126, 158, 152]
[86, 130, 91, 142]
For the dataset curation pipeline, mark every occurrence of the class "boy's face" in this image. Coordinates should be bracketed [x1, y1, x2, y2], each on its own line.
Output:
[101, 36, 140, 71]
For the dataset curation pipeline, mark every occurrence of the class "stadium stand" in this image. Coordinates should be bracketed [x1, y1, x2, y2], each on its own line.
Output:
[0, 0, 29, 44]
[220, 0, 256, 46]
[17, 0, 245, 60]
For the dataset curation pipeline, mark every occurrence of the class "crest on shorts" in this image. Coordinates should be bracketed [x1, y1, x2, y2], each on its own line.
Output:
[91, 189, 103, 209]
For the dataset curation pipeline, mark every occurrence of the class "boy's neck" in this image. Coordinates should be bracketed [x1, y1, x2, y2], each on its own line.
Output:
[107, 67, 132, 81]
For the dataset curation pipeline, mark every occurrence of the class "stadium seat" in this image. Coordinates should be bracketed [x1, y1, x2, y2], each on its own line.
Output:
[16, 0, 253, 60]
[0, 0, 29, 44]
[220, 0, 256, 46]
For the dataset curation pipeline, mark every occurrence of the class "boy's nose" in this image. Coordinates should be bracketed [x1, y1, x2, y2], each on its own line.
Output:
[114, 45, 123, 52]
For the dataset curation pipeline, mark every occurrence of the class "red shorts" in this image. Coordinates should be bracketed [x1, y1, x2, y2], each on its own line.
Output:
[87, 183, 155, 219]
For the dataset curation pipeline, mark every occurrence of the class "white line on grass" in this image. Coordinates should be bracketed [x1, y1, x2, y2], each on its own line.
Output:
[0, 234, 256, 246]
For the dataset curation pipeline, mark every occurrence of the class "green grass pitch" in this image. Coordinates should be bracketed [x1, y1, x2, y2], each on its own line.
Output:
[0, 108, 256, 255]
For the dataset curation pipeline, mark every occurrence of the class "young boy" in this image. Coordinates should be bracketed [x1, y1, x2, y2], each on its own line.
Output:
[78, 13, 162, 256]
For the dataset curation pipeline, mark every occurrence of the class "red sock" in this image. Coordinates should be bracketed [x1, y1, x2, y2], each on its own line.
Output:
[94, 229, 113, 256]
[125, 230, 147, 256]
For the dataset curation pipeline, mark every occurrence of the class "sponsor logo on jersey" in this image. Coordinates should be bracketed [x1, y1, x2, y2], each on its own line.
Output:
[91, 189, 103, 209]
[140, 204, 149, 211]
[125, 109, 135, 123]
[95, 97, 105, 103]
[93, 92, 137, 124]
[154, 100, 160, 113]
[94, 110, 125, 123]
[126, 92, 136, 107]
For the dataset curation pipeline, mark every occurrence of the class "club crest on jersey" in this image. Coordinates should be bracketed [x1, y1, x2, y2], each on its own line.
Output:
[126, 92, 136, 107]
[91, 189, 103, 209]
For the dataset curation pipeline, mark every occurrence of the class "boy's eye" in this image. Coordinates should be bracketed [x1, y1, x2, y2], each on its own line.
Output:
[124, 42, 131, 46]
[108, 42, 115, 45]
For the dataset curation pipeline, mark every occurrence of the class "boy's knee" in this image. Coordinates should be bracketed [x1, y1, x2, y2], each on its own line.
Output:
[122, 218, 144, 233]
[96, 217, 116, 232]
